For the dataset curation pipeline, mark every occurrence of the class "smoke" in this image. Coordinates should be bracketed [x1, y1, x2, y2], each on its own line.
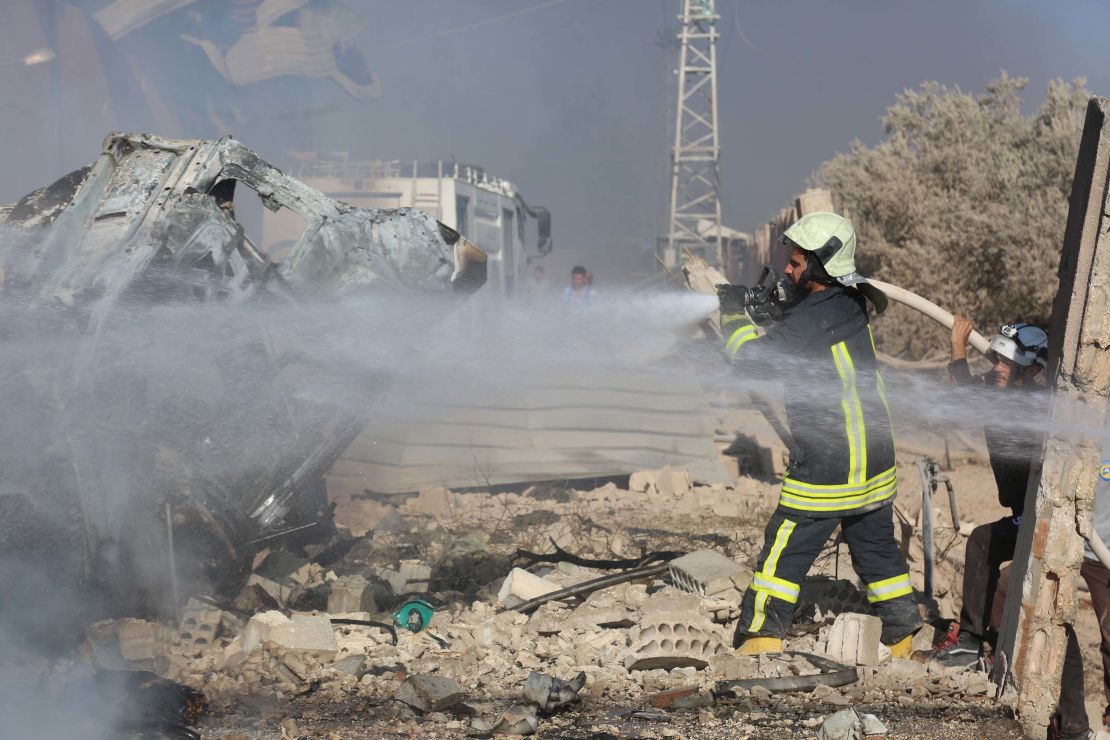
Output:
[1, 247, 1106, 737]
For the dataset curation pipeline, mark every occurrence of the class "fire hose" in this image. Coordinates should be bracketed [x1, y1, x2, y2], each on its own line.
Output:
[867, 278, 1110, 571]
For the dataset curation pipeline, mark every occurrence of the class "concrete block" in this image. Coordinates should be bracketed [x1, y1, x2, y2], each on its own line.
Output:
[174, 599, 224, 657]
[498, 568, 560, 607]
[669, 550, 750, 597]
[623, 613, 727, 671]
[327, 574, 377, 614]
[824, 612, 882, 667]
[395, 674, 464, 712]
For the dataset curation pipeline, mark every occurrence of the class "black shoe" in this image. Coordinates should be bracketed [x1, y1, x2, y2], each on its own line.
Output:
[932, 629, 982, 667]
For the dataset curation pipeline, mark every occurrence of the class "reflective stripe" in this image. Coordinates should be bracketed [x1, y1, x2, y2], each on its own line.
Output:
[866, 573, 914, 603]
[752, 573, 800, 603]
[782, 466, 896, 495]
[722, 312, 749, 329]
[726, 325, 758, 357]
[749, 518, 796, 631]
[831, 341, 867, 485]
[779, 467, 897, 512]
[750, 591, 770, 632]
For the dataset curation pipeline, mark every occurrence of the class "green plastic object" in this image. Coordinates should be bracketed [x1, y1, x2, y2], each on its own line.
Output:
[393, 599, 435, 633]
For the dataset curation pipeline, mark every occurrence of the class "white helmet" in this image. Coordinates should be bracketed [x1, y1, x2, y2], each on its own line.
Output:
[987, 323, 1048, 368]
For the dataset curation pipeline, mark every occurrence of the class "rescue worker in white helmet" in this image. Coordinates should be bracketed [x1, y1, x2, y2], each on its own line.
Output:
[717, 211, 920, 656]
[933, 317, 1048, 667]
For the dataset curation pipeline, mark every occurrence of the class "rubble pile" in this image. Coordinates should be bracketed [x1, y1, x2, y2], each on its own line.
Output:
[39, 466, 1024, 736]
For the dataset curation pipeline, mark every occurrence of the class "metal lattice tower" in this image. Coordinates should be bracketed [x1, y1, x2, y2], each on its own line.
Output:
[665, 0, 722, 268]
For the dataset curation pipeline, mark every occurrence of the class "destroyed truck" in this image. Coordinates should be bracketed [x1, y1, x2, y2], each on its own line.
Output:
[0, 132, 487, 621]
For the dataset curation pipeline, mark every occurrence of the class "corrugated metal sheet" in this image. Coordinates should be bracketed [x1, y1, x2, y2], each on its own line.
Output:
[326, 371, 728, 496]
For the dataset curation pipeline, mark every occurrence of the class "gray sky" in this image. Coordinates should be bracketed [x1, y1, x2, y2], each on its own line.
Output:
[2, 0, 1108, 279]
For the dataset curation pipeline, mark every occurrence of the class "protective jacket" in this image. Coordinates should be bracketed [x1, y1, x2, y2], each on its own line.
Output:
[724, 286, 896, 516]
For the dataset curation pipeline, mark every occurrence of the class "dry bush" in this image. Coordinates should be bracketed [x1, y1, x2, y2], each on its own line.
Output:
[816, 73, 1089, 360]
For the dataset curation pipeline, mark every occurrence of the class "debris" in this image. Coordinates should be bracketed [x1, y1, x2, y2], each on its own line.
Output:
[714, 652, 859, 696]
[511, 563, 670, 614]
[327, 574, 377, 614]
[823, 613, 883, 667]
[817, 708, 863, 740]
[668, 549, 751, 597]
[481, 704, 539, 735]
[173, 599, 225, 658]
[117, 619, 169, 667]
[909, 623, 940, 655]
[816, 708, 889, 740]
[521, 671, 586, 713]
[254, 551, 309, 582]
[650, 685, 715, 710]
[498, 568, 562, 607]
[395, 674, 464, 713]
[629, 467, 693, 496]
[1, 131, 487, 612]
[860, 713, 889, 736]
[512, 539, 683, 570]
[232, 575, 289, 612]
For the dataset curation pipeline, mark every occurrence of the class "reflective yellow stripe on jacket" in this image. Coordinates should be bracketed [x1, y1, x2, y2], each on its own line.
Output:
[779, 339, 894, 513]
[723, 313, 758, 359]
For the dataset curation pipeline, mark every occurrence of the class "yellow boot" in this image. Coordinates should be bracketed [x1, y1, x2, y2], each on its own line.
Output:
[888, 633, 914, 659]
[737, 636, 783, 655]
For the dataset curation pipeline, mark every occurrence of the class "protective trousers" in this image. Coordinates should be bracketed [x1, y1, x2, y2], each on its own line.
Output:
[738, 503, 919, 643]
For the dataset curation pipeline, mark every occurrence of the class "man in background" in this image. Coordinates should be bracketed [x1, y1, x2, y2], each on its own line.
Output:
[563, 265, 595, 303]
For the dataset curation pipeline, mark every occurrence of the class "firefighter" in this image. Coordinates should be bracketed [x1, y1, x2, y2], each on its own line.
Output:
[719, 212, 920, 656]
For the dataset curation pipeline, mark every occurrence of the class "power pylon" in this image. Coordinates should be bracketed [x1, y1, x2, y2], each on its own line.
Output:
[665, 0, 722, 268]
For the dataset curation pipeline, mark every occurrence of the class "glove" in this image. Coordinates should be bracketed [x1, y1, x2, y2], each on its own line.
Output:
[717, 283, 749, 315]
[747, 299, 782, 326]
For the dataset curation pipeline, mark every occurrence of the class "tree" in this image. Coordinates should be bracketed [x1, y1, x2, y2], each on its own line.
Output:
[817, 73, 1089, 360]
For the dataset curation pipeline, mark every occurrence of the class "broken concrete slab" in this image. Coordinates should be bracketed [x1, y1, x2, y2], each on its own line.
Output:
[668, 549, 751, 597]
[498, 568, 561, 608]
[823, 613, 883, 667]
[395, 674, 464, 713]
[656, 467, 693, 497]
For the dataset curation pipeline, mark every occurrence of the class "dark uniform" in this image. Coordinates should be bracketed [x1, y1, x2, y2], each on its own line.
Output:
[724, 285, 919, 642]
[948, 357, 1043, 641]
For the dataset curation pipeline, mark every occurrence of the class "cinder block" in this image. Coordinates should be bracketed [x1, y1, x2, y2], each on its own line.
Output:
[823, 612, 883, 667]
[669, 550, 750, 597]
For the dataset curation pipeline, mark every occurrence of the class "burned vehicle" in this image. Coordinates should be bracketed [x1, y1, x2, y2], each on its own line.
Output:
[0, 132, 487, 622]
